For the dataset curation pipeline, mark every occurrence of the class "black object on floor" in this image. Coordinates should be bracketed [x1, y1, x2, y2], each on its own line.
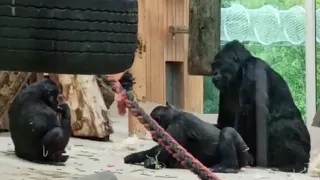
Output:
[74, 171, 118, 180]
[0, 0, 137, 74]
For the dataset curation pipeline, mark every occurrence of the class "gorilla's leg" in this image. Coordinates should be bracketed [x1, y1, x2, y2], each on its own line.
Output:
[41, 103, 71, 163]
[268, 120, 310, 173]
[270, 140, 309, 173]
[211, 127, 253, 173]
[41, 127, 69, 163]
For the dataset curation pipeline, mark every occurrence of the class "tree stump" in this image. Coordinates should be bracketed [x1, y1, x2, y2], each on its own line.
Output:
[58, 74, 114, 140]
[0, 71, 31, 130]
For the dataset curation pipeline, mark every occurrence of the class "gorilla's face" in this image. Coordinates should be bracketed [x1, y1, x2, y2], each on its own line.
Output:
[150, 106, 172, 130]
[44, 90, 59, 110]
[211, 57, 239, 90]
[39, 79, 60, 110]
[211, 40, 251, 90]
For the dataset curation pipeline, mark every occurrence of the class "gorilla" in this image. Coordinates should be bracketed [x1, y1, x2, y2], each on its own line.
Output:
[211, 40, 310, 173]
[8, 78, 71, 164]
[124, 103, 254, 173]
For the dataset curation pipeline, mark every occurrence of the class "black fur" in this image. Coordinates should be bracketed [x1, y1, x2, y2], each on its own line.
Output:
[119, 71, 135, 91]
[124, 103, 254, 173]
[211, 40, 311, 173]
[8, 78, 71, 164]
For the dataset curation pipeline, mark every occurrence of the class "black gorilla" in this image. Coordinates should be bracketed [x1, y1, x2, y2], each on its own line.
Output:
[124, 103, 254, 173]
[9, 78, 71, 164]
[211, 40, 311, 173]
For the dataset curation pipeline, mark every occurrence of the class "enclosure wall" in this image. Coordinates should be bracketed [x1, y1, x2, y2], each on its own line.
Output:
[141, 0, 203, 112]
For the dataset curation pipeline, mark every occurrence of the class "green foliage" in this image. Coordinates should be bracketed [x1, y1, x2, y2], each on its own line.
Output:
[203, 0, 320, 121]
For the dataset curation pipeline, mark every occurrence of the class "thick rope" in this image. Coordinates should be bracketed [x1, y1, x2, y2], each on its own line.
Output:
[110, 80, 222, 180]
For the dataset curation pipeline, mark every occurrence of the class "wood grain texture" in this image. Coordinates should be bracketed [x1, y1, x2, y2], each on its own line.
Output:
[146, 0, 166, 104]
[128, 0, 147, 138]
[188, 0, 221, 76]
[141, 0, 203, 113]
[0, 71, 31, 130]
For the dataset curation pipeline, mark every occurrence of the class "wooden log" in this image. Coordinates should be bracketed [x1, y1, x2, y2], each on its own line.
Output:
[58, 74, 113, 140]
[128, 0, 147, 138]
[0, 71, 31, 130]
[188, 0, 221, 76]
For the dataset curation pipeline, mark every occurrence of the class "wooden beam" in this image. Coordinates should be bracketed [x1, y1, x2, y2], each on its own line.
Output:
[188, 0, 220, 76]
[169, 25, 189, 36]
[169, 25, 189, 41]
[128, 0, 147, 138]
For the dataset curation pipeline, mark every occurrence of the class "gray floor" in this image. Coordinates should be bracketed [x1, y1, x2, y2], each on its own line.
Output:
[0, 102, 319, 180]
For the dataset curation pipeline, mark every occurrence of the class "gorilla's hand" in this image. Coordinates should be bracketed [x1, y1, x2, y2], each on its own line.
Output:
[124, 152, 144, 164]
[240, 151, 254, 167]
[57, 103, 71, 120]
[143, 157, 159, 169]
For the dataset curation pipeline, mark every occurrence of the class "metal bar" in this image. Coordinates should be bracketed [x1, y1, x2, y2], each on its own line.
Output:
[305, 0, 317, 127]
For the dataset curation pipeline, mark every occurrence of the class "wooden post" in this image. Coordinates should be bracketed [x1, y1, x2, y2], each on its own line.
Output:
[188, 0, 221, 76]
[128, 0, 147, 138]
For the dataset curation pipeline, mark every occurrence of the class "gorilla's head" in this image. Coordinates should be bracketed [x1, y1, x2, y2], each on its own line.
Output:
[38, 78, 60, 110]
[211, 40, 251, 90]
[150, 102, 180, 130]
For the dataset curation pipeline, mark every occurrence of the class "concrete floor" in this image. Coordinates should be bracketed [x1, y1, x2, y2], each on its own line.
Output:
[0, 102, 319, 180]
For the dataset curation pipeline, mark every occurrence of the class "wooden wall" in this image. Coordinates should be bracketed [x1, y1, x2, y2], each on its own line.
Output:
[134, 0, 203, 112]
[139, 0, 203, 113]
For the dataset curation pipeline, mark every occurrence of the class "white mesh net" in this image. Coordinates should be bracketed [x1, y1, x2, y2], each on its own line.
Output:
[221, 4, 312, 45]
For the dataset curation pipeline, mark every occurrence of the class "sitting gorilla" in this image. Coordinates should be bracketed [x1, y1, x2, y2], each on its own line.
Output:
[8, 78, 71, 164]
[211, 40, 310, 173]
[124, 103, 254, 173]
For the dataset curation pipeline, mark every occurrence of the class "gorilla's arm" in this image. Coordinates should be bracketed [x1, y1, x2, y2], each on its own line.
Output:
[239, 60, 270, 165]
[215, 92, 236, 129]
[240, 61, 270, 126]
[57, 104, 72, 147]
[29, 109, 60, 135]
[124, 122, 186, 166]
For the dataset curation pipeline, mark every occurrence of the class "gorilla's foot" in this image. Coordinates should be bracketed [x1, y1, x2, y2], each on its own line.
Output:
[50, 149, 69, 163]
[124, 152, 144, 165]
[55, 154, 69, 163]
[272, 164, 308, 173]
[210, 164, 240, 173]
[239, 151, 254, 167]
